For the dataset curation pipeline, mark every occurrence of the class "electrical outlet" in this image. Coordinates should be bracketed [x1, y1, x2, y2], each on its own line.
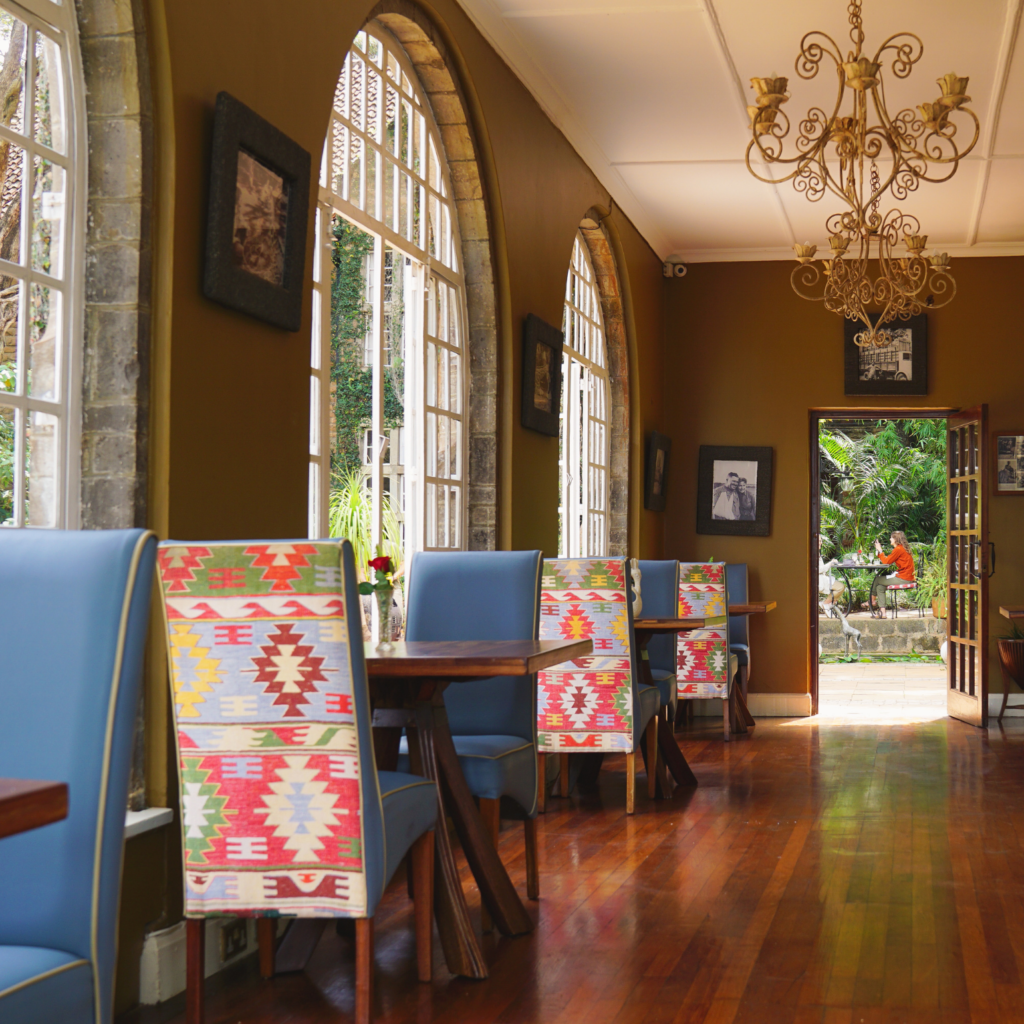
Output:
[220, 919, 248, 963]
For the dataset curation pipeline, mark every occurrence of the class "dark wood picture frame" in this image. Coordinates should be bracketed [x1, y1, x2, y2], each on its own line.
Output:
[204, 91, 312, 331]
[644, 431, 671, 511]
[697, 445, 773, 537]
[844, 313, 927, 396]
[993, 431, 1024, 495]
[520, 314, 563, 436]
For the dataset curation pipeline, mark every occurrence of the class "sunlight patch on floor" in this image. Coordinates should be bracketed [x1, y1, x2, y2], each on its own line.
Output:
[814, 660, 948, 724]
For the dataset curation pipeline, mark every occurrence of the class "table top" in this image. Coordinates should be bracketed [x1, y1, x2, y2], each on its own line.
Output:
[365, 639, 594, 678]
[0, 779, 68, 840]
[835, 562, 889, 571]
[731, 601, 777, 615]
[633, 617, 706, 633]
[1001, 606, 1024, 619]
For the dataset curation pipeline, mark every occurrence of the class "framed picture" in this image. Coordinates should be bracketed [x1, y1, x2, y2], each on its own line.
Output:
[843, 314, 927, 396]
[521, 313, 563, 436]
[204, 91, 311, 331]
[644, 431, 671, 511]
[994, 432, 1024, 495]
[696, 445, 773, 536]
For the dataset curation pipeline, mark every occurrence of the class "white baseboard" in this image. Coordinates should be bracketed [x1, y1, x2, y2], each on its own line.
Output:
[687, 693, 812, 718]
[990, 694, 1024, 717]
[139, 919, 258, 1004]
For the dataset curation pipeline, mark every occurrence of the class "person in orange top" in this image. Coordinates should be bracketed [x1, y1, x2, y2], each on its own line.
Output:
[870, 530, 915, 618]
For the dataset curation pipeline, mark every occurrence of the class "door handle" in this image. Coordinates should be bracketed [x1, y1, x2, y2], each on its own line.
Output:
[989, 541, 996, 578]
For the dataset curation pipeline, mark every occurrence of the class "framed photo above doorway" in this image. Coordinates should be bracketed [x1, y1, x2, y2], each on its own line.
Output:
[696, 445, 773, 536]
[994, 431, 1024, 495]
[843, 314, 927, 396]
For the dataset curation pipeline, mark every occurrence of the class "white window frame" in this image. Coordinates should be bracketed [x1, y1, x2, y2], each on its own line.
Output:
[559, 232, 610, 558]
[0, 0, 85, 530]
[309, 21, 468, 560]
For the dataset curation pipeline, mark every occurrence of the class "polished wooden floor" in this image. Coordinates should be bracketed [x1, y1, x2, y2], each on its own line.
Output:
[125, 715, 1024, 1024]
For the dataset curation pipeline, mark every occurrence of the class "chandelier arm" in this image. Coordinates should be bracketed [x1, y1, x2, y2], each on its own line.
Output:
[869, 32, 924, 79]
[926, 271, 957, 309]
[795, 31, 843, 81]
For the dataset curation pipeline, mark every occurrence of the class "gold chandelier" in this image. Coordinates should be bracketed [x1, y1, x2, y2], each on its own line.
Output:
[744, 0, 979, 347]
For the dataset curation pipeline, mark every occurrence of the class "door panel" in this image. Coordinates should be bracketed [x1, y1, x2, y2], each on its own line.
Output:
[947, 405, 988, 727]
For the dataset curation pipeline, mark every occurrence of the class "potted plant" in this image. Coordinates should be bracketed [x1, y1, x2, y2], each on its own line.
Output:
[914, 538, 947, 618]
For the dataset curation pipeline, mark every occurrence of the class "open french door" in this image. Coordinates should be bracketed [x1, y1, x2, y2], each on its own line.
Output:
[947, 405, 989, 727]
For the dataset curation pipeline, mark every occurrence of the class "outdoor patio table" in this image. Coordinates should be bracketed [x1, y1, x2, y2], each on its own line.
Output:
[831, 563, 891, 615]
[0, 779, 67, 839]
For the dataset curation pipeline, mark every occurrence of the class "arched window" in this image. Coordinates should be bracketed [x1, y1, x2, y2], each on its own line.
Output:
[559, 232, 610, 557]
[0, 1, 83, 528]
[310, 23, 467, 566]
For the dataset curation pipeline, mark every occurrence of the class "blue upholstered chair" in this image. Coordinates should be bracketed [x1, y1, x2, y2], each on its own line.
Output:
[638, 560, 679, 723]
[155, 539, 437, 1024]
[402, 550, 543, 909]
[726, 563, 750, 698]
[0, 528, 157, 1024]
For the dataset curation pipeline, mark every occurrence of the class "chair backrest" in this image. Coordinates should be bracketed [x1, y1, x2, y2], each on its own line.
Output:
[726, 563, 749, 649]
[677, 562, 731, 699]
[156, 539, 390, 921]
[0, 528, 156, 1024]
[638, 559, 680, 675]
[405, 550, 543, 742]
[537, 558, 640, 752]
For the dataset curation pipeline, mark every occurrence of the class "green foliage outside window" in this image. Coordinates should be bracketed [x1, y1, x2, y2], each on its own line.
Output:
[0, 363, 14, 524]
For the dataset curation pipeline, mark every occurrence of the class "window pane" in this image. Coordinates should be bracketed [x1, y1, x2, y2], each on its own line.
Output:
[28, 282, 57, 399]
[34, 31, 65, 153]
[0, 279, 19, 393]
[0, 403, 13, 524]
[0, 141, 24, 265]
[25, 409, 57, 527]
[32, 156, 64, 277]
[0, 15, 27, 137]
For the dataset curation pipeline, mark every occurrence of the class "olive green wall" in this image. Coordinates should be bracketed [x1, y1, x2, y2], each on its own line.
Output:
[156, 0, 665, 552]
[663, 256, 1024, 697]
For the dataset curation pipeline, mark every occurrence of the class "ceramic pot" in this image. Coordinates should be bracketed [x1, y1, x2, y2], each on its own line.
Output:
[998, 639, 1024, 693]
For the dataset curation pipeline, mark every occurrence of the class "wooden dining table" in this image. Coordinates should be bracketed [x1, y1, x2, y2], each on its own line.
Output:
[1000, 606, 1024, 619]
[0, 779, 68, 840]
[275, 638, 592, 982]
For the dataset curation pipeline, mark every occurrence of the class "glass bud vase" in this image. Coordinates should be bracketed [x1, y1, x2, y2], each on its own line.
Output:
[375, 586, 394, 651]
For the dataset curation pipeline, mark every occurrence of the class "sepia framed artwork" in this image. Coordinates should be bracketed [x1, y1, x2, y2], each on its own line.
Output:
[644, 431, 671, 511]
[696, 445, 773, 536]
[843, 313, 927, 396]
[521, 313, 564, 436]
[204, 91, 311, 331]
[994, 431, 1024, 495]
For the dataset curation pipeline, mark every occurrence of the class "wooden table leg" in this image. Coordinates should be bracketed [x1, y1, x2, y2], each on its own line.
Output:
[635, 632, 699, 789]
[418, 693, 534, 938]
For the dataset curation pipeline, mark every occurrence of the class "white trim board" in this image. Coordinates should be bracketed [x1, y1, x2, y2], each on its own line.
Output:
[125, 807, 173, 840]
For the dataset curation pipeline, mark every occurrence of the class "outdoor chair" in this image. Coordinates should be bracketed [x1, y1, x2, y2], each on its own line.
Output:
[0, 528, 156, 1024]
[156, 539, 437, 1024]
[537, 558, 660, 814]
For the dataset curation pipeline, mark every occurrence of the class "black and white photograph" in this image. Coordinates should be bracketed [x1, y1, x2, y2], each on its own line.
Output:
[993, 432, 1024, 495]
[696, 445, 773, 536]
[844, 314, 927, 396]
[710, 459, 758, 522]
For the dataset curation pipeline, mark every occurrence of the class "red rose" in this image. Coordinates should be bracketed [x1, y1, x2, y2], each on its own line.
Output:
[368, 556, 392, 573]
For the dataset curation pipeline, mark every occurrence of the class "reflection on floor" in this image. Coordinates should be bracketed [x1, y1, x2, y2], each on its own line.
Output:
[122, 715, 1022, 1024]
[819, 661, 947, 722]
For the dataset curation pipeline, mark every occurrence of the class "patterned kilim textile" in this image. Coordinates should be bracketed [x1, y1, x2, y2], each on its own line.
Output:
[157, 541, 367, 918]
[537, 559, 635, 752]
[677, 562, 731, 699]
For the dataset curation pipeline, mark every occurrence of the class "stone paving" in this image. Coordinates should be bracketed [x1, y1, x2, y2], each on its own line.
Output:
[818, 660, 947, 722]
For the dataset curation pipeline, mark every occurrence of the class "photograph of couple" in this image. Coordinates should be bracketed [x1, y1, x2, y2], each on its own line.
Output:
[711, 460, 758, 521]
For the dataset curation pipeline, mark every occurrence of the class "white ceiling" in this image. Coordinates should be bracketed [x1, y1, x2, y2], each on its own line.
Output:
[455, 0, 1024, 261]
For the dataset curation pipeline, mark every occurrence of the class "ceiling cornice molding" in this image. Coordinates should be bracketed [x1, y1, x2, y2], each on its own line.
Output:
[453, 0, 674, 255]
[670, 242, 1024, 263]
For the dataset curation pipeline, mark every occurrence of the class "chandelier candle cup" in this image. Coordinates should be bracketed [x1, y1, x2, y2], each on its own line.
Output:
[744, 0, 979, 341]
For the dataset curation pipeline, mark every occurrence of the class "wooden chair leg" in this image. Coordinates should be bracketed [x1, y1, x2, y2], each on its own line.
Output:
[410, 830, 434, 983]
[355, 917, 374, 1024]
[625, 752, 636, 814]
[559, 753, 570, 798]
[537, 751, 546, 813]
[524, 817, 539, 900]
[256, 918, 276, 980]
[646, 716, 658, 799]
[479, 797, 501, 931]
[186, 918, 204, 1024]
[723, 696, 731, 742]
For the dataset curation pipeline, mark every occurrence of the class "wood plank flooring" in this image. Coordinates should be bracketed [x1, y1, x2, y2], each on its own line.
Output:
[122, 716, 1024, 1024]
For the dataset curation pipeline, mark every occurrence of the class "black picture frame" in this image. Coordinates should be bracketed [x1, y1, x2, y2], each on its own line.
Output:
[644, 431, 671, 511]
[697, 445, 773, 537]
[843, 313, 927, 396]
[521, 314, 563, 436]
[204, 91, 312, 331]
